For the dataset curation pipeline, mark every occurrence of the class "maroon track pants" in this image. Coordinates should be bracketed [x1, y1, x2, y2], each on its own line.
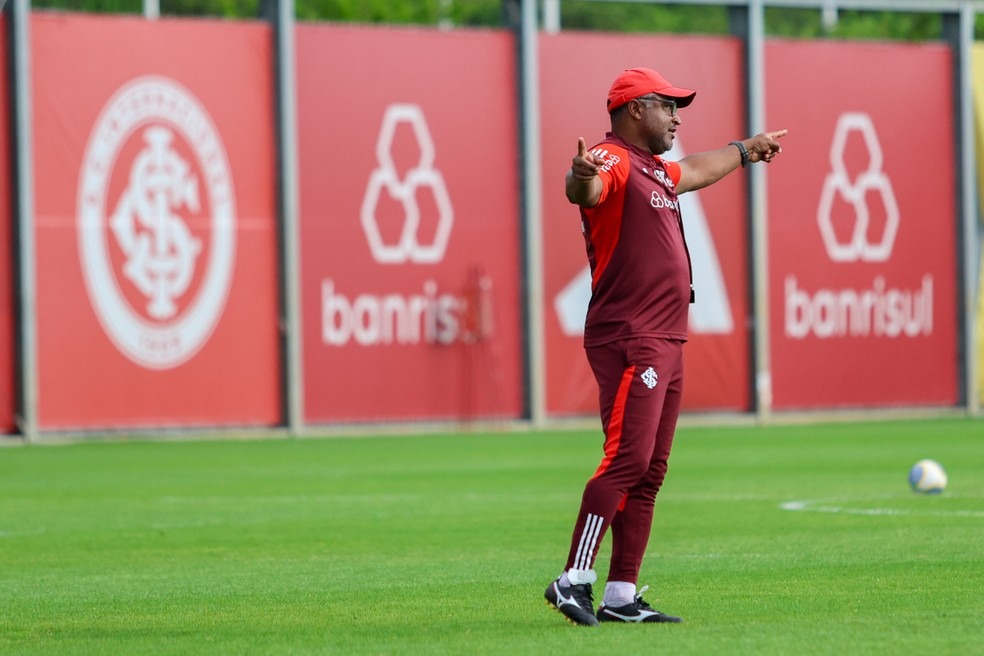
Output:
[564, 337, 684, 584]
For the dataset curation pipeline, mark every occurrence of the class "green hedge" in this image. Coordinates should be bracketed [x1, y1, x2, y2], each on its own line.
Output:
[27, 0, 967, 42]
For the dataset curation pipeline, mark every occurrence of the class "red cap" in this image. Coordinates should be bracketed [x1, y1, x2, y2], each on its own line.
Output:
[606, 68, 696, 113]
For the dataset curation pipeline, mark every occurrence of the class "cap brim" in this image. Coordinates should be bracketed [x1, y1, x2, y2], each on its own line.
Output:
[660, 87, 696, 107]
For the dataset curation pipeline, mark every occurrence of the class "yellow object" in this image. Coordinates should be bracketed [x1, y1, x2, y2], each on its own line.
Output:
[970, 46, 984, 406]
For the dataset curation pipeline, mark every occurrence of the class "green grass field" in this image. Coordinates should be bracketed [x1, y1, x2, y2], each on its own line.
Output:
[1, 417, 982, 655]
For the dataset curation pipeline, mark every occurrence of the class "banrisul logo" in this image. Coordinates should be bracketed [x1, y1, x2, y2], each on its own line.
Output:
[785, 112, 932, 340]
[322, 103, 467, 347]
[78, 76, 236, 368]
[360, 103, 453, 264]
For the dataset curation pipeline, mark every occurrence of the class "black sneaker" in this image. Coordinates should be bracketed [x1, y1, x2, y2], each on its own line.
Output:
[596, 586, 683, 624]
[544, 577, 599, 626]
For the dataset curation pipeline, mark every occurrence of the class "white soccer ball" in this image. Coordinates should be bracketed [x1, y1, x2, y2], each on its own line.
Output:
[909, 459, 947, 494]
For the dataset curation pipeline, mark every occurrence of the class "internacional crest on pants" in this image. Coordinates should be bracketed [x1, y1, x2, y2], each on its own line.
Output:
[641, 366, 658, 389]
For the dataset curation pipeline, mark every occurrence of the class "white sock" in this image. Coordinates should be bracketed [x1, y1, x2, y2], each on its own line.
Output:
[603, 581, 636, 607]
[562, 568, 597, 586]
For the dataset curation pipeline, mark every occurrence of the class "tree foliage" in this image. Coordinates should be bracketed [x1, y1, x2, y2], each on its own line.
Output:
[26, 0, 977, 42]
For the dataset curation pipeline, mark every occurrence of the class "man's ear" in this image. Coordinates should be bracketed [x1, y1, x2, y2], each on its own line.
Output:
[625, 99, 645, 120]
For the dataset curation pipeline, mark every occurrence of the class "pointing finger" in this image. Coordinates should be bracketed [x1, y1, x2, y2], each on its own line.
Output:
[577, 137, 588, 158]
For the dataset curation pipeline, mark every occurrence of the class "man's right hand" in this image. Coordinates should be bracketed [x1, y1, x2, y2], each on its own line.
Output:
[571, 137, 606, 180]
[566, 137, 606, 207]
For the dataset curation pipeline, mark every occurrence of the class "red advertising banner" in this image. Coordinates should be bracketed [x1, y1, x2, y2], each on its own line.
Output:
[32, 14, 282, 428]
[539, 33, 751, 416]
[0, 16, 16, 434]
[296, 25, 525, 423]
[766, 40, 957, 408]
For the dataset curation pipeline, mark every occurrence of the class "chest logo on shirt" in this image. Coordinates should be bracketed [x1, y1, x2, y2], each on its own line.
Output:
[650, 190, 679, 212]
[641, 367, 658, 389]
[642, 166, 675, 190]
[642, 167, 679, 212]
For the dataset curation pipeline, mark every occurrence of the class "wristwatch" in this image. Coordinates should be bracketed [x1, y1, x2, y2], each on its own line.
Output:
[729, 141, 749, 168]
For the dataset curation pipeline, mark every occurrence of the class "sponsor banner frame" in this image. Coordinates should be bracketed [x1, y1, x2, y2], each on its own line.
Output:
[296, 24, 525, 423]
[539, 32, 752, 417]
[31, 13, 282, 429]
[766, 39, 958, 409]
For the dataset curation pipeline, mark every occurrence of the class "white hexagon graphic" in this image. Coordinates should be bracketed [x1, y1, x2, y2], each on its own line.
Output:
[817, 113, 899, 263]
[360, 104, 453, 264]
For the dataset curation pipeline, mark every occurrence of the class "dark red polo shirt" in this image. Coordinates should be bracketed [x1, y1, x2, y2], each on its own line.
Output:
[580, 132, 693, 346]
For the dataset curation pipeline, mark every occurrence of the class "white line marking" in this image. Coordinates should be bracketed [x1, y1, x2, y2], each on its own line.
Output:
[780, 498, 984, 518]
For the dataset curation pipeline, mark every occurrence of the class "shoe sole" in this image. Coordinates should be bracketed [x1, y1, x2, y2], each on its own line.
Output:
[597, 613, 683, 624]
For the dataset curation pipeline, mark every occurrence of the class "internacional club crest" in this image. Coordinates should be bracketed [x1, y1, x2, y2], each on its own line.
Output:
[641, 366, 658, 390]
[77, 76, 236, 369]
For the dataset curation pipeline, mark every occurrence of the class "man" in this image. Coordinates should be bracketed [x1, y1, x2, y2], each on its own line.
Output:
[544, 67, 787, 627]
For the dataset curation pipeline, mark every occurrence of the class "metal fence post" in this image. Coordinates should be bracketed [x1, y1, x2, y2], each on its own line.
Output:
[509, 0, 547, 426]
[747, 0, 772, 421]
[261, 0, 305, 435]
[944, 3, 980, 414]
[7, 0, 37, 442]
